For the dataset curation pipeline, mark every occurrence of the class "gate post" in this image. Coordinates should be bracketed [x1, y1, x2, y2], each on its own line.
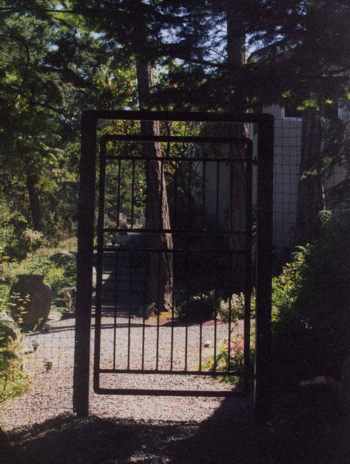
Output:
[73, 111, 97, 417]
[254, 115, 274, 424]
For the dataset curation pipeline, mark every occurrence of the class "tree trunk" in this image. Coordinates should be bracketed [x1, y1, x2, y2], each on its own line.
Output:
[26, 167, 43, 232]
[136, 58, 173, 312]
[226, 3, 245, 112]
[297, 109, 324, 243]
[226, 4, 248, 291]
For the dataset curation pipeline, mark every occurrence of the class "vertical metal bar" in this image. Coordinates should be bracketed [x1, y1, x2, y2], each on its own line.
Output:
[73, 111, 96, 417]
[202, 160, 206, 230]
[227, 291, 232, 372]
[127, 251, 132, 370]
[142, 158, 149, 371]
[188, 160, 193, 228]
[184, 246, 189, 372]
[170, 161, 177, 370]
[170, 249, 175, 371]
[216, 160, 220, 228]
[244, 141, 253, 391]
[213, 161, 220, 371]
[254, 116, 274, 424]
[141, 249, 146, 371]
[199, 160, 206, 371]
[131, 159, 136, 227]
[174, 160, 178, 229]
[159, 158, 164, 228]
[155, 158, 164, 370]
[113, 159, 122, 369]
[112, 252, 119, 370]
[228, 147, 234, 372]
[184, 161, 192, 372]
[156, 251, 161, 371]
[116, 158, 122, 228]
[93, 141, 107, 393]
[213, 283, 217, 372]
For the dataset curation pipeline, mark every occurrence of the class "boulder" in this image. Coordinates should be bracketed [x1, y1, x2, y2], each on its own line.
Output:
[10, 274, 52, 332]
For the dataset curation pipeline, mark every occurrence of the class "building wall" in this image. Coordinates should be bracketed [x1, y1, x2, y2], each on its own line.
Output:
[263, 105, 303, 254]
[196, 107, 348, 257]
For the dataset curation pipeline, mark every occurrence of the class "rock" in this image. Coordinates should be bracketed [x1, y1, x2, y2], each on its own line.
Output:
[10, 274, 52, 332]
[204, 340, 211, 348]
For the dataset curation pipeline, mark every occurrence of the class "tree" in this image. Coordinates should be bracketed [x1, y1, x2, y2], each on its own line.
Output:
[67, 0, 185, 310]
[0, 1, 136, 239]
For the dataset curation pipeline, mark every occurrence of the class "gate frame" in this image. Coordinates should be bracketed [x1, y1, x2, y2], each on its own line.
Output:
[73, 110, 274, 423]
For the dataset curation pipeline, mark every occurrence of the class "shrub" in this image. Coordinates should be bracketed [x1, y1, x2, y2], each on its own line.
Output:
[0, 310, 28, 403]
[272, 211, 350, 385]
[206, 333, 255, 388]
[0, 276, 28, 402]
[176, 291, 215, 322]
[218, 291, 256, 322]
[0, 200, 45, 263]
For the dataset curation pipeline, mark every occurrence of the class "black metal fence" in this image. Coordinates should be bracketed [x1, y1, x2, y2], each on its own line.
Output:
[3, 109, 350, 433]
[73, 111, 273, 423]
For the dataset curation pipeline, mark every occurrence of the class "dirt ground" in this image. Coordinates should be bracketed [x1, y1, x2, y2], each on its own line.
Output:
[0, 315, 343, 463]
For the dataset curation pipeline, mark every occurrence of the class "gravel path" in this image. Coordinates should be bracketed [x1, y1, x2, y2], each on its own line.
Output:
[0, 315, 242, 432]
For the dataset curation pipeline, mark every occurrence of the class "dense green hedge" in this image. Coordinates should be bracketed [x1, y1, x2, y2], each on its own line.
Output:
[272, 211, 350, 385]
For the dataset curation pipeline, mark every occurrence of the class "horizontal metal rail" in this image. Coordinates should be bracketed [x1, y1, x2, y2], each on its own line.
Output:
[86, 109, 274, 124]
[95, 387, 245, 397]
[98, 368, 240, 376]
[102, 134, 249, 145]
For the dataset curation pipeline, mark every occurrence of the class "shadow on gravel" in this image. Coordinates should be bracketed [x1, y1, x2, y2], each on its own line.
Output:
[5, 390, 341, 464]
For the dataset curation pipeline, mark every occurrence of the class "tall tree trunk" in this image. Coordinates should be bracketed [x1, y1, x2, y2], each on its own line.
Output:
[226, 4, 247, 291]
[136, 58, 173, 312]
[226, 3, 245, 112]
[26, 167, 43, 232]
[297, 109, 324, 243]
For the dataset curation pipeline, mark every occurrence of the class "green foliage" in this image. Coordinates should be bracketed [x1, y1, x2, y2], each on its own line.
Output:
[218, 292, 256, 323]
[0, 300, 28, 403]
[176, 291, 215, 322]
[272, 212, 350, 385]
[0, 200, 30, 262]
[206, 333, 255, 387]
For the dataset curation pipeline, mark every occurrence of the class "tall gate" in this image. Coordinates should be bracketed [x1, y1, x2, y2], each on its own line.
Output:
[74, 111, 273, 422]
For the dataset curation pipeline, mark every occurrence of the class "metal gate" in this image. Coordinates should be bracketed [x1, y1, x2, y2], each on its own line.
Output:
[74, 111, 273, 421]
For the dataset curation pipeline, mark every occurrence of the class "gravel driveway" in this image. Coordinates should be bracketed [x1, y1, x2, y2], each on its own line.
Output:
[0, 315, 242, 432]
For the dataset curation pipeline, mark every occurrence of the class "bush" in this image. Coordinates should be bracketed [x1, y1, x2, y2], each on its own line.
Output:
[218, 291, 256, 322]
[176, 291, 215, 322]
[206, 332, 255, 388]
[0, 200, 45, 263]
[0, 309, 28, 403]
[0, 273, 28, 402]
[272, 211, 350, 385]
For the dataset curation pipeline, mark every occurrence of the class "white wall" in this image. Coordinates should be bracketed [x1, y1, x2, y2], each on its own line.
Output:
[263, 105, 303, 253]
